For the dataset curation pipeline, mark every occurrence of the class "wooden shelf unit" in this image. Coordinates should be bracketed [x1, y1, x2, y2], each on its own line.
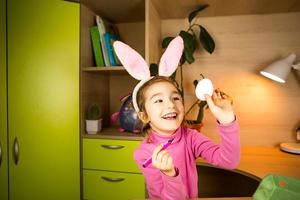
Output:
[80, 0, 144, 136]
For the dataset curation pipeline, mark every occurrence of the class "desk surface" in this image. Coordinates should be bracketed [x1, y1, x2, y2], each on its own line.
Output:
[197, 146, 300, 179]
[198, 198, 251, 200]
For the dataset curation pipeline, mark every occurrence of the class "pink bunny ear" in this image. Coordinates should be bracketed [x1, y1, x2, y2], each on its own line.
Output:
[158, 36, 184, 77]
[113, 41, 150, 80]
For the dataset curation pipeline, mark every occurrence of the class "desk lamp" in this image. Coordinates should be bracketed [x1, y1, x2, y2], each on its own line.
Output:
[260, 53, 300, 154]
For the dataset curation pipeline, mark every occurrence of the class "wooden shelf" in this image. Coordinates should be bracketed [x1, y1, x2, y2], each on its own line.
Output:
[82, 66, 128, 74]
[82, 66, 125, 71]
[82, 0, 144, 23]
[151, 0, 300, 19]
[82, 125, 143, 141]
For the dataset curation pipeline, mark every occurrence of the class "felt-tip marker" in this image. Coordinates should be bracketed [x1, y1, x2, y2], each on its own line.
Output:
[142, 138, 174, 168]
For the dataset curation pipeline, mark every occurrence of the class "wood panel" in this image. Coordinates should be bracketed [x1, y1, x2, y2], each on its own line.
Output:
[80, 4, 95, 69]
[152, 0, 300, 19]
[116, 22, 145, 58]
[161, 12, 300, 146]
[80, 5, 109, 133]
[238, 147, 300, 179]
[109, 74, 138, 120]
[146, 0, 162, 64]
[82, 0, 145, 23]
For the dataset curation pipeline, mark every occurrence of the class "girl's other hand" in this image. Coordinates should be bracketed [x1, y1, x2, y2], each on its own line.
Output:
[204, 89, 235, 125]
[151, 144, 176, 177]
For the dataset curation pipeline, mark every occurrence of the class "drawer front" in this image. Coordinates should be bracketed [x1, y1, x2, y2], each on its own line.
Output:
[83, 170, 145, 200]
[83, 138, 141, 172]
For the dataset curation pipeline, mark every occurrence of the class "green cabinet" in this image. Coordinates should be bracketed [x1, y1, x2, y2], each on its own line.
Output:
[4, 0, 80, 199]
[83, 138, 145, 200]
[0, 0, 8, 199]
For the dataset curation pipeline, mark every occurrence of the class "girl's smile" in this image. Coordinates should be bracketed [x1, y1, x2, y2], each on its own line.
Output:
[162, 112, 178, 120]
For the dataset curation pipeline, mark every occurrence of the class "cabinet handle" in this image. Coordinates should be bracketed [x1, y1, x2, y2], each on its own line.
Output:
[13, 137, 19, 165]
[101, 176, 125, 182]
[0, 141, 2, 167]
[101, 145, 124, 150]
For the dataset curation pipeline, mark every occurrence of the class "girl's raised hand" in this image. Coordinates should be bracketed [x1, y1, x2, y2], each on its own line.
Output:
[151, 144, 176, 177]
[205, 89, 235, 125]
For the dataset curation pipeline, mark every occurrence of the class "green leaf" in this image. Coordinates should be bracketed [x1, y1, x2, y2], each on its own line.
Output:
[179, 31, 194, 49]
[184, 47, 195, 64]
[162, 37, 174, 48]
[180, 31, 196, 64]
[188, 4, 209, 23]
[149, 63, 158, 76]
[87, 104, 101, 120]
[199, 25, 215, 54]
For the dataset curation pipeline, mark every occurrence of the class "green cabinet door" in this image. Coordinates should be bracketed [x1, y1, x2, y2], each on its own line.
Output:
[84, 170, 145, 200]
[83, 139, 141, 173]
[7, 1, 80, 199]
[0, 0, 8, 199]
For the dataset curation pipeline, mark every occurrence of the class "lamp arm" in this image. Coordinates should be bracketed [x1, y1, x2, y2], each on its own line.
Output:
[292, 62, 300, 70]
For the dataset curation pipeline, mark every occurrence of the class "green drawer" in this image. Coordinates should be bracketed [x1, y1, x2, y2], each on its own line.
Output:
[83, 170, 145, 200]
[83, 138, 141, 173]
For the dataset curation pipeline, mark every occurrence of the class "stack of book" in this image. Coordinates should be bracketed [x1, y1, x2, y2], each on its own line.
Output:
[90, 15, 121, 67]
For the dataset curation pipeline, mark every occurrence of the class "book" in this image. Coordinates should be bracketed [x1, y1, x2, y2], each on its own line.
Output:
[104, 32, 121, 66]
[90, 26, 105, 67]
[95, 15, 110, 66]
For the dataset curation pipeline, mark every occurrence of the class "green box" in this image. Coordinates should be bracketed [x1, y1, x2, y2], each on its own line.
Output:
[253, 174, 300, 200]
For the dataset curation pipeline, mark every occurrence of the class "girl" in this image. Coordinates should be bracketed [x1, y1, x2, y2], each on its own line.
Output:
[113, 36, 240, 200]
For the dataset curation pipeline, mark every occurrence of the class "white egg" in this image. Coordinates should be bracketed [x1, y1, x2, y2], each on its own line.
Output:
[195, 78, 214, 101]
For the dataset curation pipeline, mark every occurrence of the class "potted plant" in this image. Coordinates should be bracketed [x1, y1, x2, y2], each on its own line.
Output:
[150, 4, 214, 130]
[86, 103, 103, 134]
[184, 79, 208, 131]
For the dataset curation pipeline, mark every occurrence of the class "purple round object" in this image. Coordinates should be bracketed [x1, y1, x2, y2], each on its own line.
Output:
[119, 95, 143, 133]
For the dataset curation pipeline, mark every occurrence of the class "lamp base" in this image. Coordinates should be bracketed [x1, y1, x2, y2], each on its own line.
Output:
[280, 142, 300, 154]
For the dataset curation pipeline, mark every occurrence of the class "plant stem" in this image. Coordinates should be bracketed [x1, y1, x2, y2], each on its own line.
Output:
[185, 99, 200, 116]
[180, 65, 184, 99]
[187, 23, 201, 32]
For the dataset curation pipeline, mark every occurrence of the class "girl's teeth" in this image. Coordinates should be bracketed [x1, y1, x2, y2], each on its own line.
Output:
[163, 113, 177, 119]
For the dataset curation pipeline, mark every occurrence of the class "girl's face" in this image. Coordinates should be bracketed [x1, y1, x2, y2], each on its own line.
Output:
[142, 81, 184, 136]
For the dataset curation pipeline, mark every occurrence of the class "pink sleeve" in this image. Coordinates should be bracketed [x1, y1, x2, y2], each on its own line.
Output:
[134, 147, 187, 200]
[190, 120, 240, 169]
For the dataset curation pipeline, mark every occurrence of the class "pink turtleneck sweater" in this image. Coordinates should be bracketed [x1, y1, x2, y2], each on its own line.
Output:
[133, 121, 240, 200]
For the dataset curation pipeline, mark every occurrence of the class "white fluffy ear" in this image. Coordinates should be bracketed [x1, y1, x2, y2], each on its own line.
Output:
[158, 36, 184, 77]
[113, 41, 150, 80]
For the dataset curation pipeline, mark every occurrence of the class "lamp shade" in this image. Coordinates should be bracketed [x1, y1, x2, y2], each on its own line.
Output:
[260, 53, 296, 83]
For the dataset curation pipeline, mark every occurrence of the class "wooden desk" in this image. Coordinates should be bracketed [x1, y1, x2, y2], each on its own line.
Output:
[197, 146, 300, 179]
[141, 198, 252, 200]
[198, 198, 251, 200]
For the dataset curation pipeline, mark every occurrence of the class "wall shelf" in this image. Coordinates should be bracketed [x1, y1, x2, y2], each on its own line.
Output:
[82, 66, 125, 71]
[82, 67, 128, 75]
[82, 125, 143, 141]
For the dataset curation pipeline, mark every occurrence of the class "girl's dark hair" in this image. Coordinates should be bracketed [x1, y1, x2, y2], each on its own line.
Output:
[136, 76, 182, 140]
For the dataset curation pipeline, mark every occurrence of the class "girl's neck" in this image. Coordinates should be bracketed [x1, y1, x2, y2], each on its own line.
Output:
[151, 128, 177, 137]
[146, 127, 181, 144]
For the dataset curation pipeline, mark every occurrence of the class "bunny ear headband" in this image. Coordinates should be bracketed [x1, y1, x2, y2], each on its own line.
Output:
[113, 36, 184, 113]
